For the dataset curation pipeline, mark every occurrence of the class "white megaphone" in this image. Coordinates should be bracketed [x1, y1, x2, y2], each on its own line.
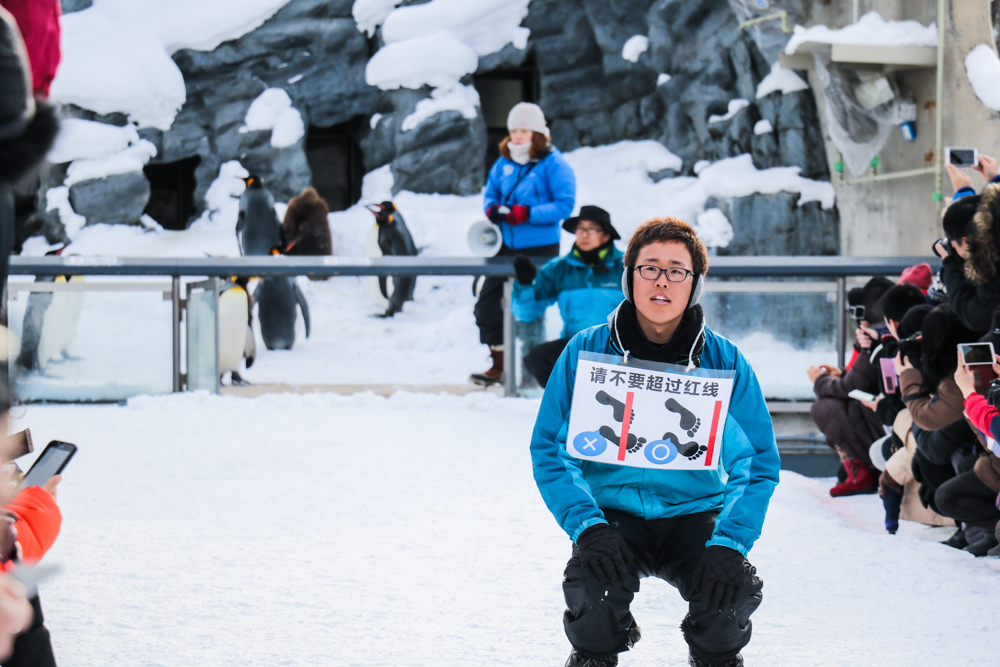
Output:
[467, 220, 503, 257]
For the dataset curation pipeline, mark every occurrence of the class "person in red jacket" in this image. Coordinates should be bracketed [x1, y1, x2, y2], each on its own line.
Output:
[953, 352, 1000, 557]
[0, 0, 61, 98]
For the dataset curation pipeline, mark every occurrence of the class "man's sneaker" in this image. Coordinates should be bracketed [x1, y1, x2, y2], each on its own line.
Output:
[564, 652, 617, 666]
[688, 652, 744, 667]
[940, 528, 968, 550]
[470, 348, 503, 386]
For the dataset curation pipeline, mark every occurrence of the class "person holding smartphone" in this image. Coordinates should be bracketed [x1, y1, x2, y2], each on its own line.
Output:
[935, 158, 1000, 334]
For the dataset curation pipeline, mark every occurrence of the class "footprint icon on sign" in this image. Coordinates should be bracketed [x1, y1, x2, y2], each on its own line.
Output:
[599, 426, 646, 454]
[597, 390, 635, 423]
[662, 431, 707, 460]
[665, 398, 701, 437]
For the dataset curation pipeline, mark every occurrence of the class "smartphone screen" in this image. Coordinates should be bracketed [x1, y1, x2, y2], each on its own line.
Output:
[948, 148, 978, 167]
[17, 441, 76, 491]
[959, 342, 995, 365]
[879, 357, 898, 394]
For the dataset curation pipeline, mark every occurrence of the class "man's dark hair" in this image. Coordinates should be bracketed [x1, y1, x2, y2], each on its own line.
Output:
[897, 304, 932, 340]
[879, 283, 926, 323]
[942, 195, 981, 241]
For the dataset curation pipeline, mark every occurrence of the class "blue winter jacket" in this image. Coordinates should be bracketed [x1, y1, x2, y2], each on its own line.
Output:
[513, 245, 625, 338]
[530, 323, 781, 556]
[483, 148, 576, 250]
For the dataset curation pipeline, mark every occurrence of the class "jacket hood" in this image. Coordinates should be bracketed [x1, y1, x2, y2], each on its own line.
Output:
[965, 183, 1000, 285]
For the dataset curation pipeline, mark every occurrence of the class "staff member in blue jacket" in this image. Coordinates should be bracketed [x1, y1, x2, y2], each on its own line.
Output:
[531, 218, 780, 667]
[512, 205, 624, 388]
[470, 102, 576, 385]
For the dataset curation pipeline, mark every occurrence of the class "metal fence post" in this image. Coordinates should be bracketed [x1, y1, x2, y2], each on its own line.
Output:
[836, 276, 847, 368]
[172, 276, 182, 392]
[502, 278, 515, 397]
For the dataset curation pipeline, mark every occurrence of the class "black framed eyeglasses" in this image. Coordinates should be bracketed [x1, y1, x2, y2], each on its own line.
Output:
[634, 265, 694, 282]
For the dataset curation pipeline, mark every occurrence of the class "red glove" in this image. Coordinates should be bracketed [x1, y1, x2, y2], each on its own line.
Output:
[506, 205, 530, 225]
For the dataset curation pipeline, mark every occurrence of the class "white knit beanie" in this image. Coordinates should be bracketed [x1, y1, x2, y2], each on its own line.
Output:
[507, 102, 549, 138]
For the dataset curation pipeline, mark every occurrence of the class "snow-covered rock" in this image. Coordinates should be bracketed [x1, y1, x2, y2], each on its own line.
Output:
[965, 44, 1000, 112]
[622, 35, 649, 63]
[786, 11, 938, 55]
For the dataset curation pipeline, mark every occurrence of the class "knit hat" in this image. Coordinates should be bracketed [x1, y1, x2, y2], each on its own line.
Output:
[507, 102, 549, 138]
[899, 263, 932, 295]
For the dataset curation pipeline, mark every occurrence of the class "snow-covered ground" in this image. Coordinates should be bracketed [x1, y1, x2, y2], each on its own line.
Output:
[16, 392, 1000, 666]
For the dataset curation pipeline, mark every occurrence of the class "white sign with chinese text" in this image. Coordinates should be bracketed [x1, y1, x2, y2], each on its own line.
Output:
[566, 352, 735, 471]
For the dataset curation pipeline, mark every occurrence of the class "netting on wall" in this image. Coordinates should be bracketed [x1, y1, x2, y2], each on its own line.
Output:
[812, 54, 903, 178]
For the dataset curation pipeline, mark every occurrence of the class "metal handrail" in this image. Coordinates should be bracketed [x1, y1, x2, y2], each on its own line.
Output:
[5, 255, 940, 397]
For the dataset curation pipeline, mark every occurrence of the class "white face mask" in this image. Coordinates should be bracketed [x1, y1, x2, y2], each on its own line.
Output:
[509, 142, 531, 165]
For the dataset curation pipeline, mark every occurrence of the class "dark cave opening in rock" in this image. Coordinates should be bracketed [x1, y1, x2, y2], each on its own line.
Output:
[143, 155, 201, 231]
[474, 58, 539, 174]
[305, 120, 365, 212]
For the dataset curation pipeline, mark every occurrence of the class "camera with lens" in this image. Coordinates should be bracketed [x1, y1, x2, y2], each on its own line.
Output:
[897, 332, 923, 367]
[849, 305, 865, 324]
[933, 237, 957, 260]
[987, 379, 1000, 408]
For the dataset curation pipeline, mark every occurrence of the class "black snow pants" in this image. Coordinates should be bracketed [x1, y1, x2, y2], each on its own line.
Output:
[563, 508, 763, 663]
[474, 243, 558, 346]
[935, 469, 1000, 532]
[2, 595, 56, 667]
[523, 338, 569, 388]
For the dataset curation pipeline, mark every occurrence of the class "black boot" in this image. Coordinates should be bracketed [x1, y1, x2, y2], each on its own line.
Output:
[564, 652, 617, 666]
[688, 652, 744, 667]
[940, 527, 968, 550]
[963, 534, 999, 557]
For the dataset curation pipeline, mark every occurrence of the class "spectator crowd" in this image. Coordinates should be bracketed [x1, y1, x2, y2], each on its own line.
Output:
[807, 157, 1000, 557]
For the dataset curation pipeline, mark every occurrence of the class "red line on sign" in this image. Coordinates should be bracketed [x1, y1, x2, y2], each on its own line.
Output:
[705, 401, 723, 466]
[618, 391, 635, 461]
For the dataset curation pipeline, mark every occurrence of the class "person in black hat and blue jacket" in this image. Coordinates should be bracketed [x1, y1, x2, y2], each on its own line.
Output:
[511, 205, 625, 388]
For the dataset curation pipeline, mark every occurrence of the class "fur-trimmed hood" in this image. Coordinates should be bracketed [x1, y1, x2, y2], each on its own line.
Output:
[965, 183, 1000, 285]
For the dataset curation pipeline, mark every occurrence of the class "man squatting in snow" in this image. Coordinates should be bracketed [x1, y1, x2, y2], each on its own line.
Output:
[531, 218, 780, 667]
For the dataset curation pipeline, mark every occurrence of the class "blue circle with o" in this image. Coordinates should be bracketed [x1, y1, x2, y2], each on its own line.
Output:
[573, 430, 607, 457]
[644, 438, 678, 465]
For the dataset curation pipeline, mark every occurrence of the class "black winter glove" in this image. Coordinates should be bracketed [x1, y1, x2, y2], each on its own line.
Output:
[486, 204, 506, 225]
[513, 254, 537, 285]
[575, 523, 633, 588]
[691, 545, 748, 612]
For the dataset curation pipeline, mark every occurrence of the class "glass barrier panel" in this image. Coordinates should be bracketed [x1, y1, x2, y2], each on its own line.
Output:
[6, 277, 173, 402]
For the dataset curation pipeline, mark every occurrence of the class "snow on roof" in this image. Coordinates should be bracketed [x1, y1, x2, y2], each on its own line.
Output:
[352, 0, 402, 37]
[365, 31, 479, 91]
[965, 44, 1000, 112]
[708, 99, 750, 124]
[401, 85, 480, 132]
[380, 0, 530, 56]
[49, 1, 291, 130]
[785, 11, 938, 55]
[756, 63, 809, 99]
[241, 88, 305, 149]
[47, 119, 140, 165]
[622, 35, 649, 63]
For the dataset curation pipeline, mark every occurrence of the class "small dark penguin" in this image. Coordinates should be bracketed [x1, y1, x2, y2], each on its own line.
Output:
[236, 175, 282, 256]
[254, 274, 311, 351]
[282, 187, 332, 256]
[369, 201, 417, 318]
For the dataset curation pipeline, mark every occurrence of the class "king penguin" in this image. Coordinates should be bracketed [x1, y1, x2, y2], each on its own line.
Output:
[236, 175, 282, 256]
[18, 248, 85, 372]
[368, 201, 417, 318]
[218, 277, 256, 385]
[254, 256, 311, 350]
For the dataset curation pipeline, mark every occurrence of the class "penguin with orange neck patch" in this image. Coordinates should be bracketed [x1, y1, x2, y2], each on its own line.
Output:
[368, 201, 417, 317]
[236, 175, 281, 256]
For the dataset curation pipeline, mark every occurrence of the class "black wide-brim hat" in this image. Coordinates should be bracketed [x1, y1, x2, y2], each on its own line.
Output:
[562, 205, 620, 240]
